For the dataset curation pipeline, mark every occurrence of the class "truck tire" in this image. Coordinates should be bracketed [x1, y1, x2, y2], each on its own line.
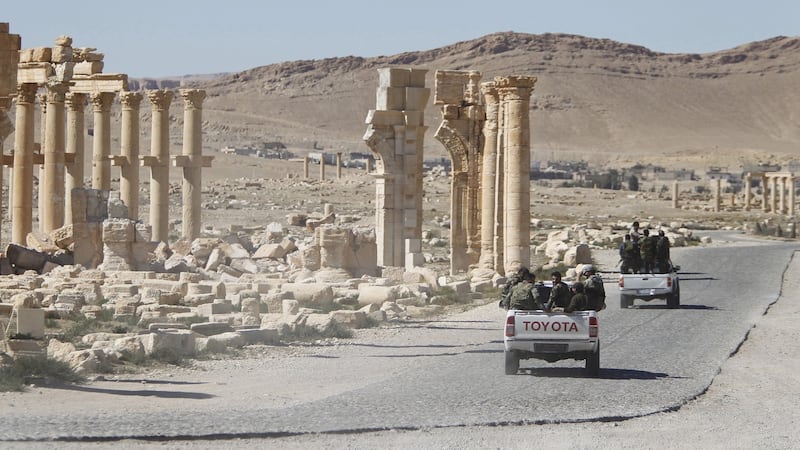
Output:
[585, 343, 600, 376]
[505, 350, 520, 375]
[667, 284, 680, 309]
[620, 295, 633, 309]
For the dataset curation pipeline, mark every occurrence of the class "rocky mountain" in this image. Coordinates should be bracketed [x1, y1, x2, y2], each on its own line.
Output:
[149, 32, 800, 170]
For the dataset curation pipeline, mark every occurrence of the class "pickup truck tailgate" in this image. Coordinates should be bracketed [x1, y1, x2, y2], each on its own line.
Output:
[620, 274, 672, 290]
[508, 311, 595, 341]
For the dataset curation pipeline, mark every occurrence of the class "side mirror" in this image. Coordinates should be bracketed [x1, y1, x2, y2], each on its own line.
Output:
[673, 265, 681, 272]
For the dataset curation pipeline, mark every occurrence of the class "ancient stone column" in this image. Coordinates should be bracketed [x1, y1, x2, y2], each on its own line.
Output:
[789, 176, 796, 217]
[761, 175, 769, 212]
[175, 89, 210, 241]
[119, 91, 142, 221]
[145, 90, 173, 243]
[672, 181, 679, 209]
[65, 92, 86, 225]
[743, 174, 751, 211]
[12, 83, 38, 244]
[90, 91, 115, 190]
[363, 68, 429, 267]
[434, 70, 485, 275]
[365, 157, 371, 173]
[497, 76, 536, 273]
[319, 155, 325, 181]
[42, 83, 69, 232]
[770, 176, 778, 213]
[713, 179, 721, 212]
[779, 176, 787, 214]
[479, 82, 499, 271]
[37, 92, 48, 231]
[336, 152, 342, 179]
[303, 156, 309, 178]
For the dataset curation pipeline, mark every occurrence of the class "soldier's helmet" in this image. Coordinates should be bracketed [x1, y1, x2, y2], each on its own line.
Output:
[581, 264, 595, 276]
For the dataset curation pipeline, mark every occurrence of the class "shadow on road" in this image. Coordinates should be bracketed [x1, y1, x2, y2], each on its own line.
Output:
[631, 304, 719, 310]
[519, 367, 672, 380]
[44, 383, 216, 399]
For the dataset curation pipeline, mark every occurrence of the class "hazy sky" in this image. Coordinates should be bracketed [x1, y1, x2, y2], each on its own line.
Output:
[5, 0, 799, 78]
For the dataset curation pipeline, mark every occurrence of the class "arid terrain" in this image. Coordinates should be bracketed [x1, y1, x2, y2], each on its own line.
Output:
[128, 31, 800, 173]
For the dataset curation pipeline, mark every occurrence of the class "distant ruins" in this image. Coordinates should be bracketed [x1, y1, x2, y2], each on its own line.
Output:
[0, 26, 213, 269]
[365, 68, 537, 277]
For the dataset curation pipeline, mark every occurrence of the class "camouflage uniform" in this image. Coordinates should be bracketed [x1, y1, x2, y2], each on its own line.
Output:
[499, 273, 523, 310]
[584, 274, 606, 311]
[620, 239, 640, 274]
[508, 280, 541, 310]
[640, 231, 657, 273]
[548, 281, 571, 309]
[655, 233, 671, 273]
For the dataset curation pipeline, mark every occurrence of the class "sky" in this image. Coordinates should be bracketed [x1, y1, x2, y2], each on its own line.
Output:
[4, 0, 799, 78]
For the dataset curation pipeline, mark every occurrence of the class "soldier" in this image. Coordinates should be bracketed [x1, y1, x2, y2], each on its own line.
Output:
[619, 234, 640, 274]
[508, 271, 543, 310]
[500, 267, 530, 310]
[629, 221, 642, 244]
[640, 228, 657, 274]
[547, 271, 571, 310]
[565, 282, 588, 313]
[581, 264, 606, 311]
[655, 229, 671, 273]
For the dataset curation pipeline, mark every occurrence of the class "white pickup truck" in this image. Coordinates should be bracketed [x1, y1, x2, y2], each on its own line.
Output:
[504, 309, 600, 376]
[618, 264, 681, 309]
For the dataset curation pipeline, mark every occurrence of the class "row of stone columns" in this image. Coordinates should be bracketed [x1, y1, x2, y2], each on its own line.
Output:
[7, 84, 210, 246]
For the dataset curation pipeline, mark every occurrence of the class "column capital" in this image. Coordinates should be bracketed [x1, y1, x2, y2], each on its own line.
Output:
[16, 83, 38, 104]
[45, 83, 70, 103]
[65, 92, 87, 112]
[480, 82, 498, 103]
[147, 89, 173, 111]
[495, 76, 537, 102]
[180, 89, 206, 109]
[90, 91, 115, 112]
[119, 91, 143, 110]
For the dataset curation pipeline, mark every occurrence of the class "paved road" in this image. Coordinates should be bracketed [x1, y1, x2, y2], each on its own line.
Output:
[1, 231, 797, 444]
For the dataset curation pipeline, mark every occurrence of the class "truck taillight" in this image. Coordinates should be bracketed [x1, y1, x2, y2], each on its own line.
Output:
[618, 276, 624, 288]
[589, 316, 598, 338]
[667, 277, 672, 287]
[505, 315, 515, 337]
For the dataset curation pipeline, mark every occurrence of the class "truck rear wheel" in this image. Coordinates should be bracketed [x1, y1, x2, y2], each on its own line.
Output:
[620, 295, 633, 309]
[667, 285, 680, 309]
[505, 350, 520, 375]
[585, 343, 600, 376]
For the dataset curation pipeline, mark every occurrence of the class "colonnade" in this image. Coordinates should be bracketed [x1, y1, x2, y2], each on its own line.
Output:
[0, 31, 213, 252]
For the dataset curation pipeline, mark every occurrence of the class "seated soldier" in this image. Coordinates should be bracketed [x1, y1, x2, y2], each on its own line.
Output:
[508, 270, 542, 310]
[547, 271, 571, 310]
[565, 282, 588, 313]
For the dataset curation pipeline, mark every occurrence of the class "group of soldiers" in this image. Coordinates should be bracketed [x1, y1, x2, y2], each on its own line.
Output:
[619, 221, 672, 274]
[500, 265, 606, 313]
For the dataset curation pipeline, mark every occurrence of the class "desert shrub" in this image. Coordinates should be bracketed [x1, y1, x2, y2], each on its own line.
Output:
[0, 355, 84, 392]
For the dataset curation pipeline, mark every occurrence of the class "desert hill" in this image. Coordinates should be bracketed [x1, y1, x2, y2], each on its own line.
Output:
[156, 32, 800, 171]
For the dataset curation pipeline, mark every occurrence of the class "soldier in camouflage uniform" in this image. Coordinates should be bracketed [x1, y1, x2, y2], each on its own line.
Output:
[508, 271, 543, 310]
[500, 267, 530, 310]
[547, 271, 571, 310]
[581, 264, 606, 311]
[619, 234, 640, 274]
[639, 228, 657, 274]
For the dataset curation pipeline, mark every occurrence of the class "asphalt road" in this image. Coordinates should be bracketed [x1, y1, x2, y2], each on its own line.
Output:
[1, 231, 797, 444]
